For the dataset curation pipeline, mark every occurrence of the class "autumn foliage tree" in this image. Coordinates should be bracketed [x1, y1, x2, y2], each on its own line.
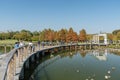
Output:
[79, 29, 87, 42]
[66, 28, 73, 42]
[72, 32, 78, 42]
[57, 29, 67, 42]
[0, 28, 89, 43]
[66, 27, 78, 42]
[43, 29, 55, 42]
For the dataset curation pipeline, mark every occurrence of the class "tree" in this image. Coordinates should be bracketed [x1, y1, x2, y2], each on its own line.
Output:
[117, 32, 120, 40]
[48, 29, 54, 42]
[86, 34, 92, 41]
[31, 31, 40, 41]
[66, 27, 74, 42]
[72, 32, 78, 42]
[39, 31, 45, 41]
[65, 27, 79, 42]
[54, 31, 59, 41]
[112, 35, 117, 42]
[7, 31, 17, 39]
[79, 29, 87, 42]
[107, 33, 113, 41]
[13, 31, 32, 41]
[32, 31, 39, 36]
[58, 29, 67, 42]
[0, 32, 10, 40]
[31, 36, 39, 41]
[112, 29, 120, 35]
[44, 29, 54, 41]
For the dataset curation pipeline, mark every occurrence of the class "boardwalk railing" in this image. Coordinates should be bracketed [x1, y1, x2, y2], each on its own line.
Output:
[1, 43, 45, 80]
[2, 45, 28, 80]
[1, 42, 61, 80]
[0, 44, 14, 54]
[1, 42, 108, 80]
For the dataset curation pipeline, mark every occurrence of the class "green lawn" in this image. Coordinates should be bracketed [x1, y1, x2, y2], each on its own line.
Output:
[0, 40, 17, 45]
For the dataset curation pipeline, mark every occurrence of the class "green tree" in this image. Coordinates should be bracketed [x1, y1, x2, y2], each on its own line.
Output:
[33, 31, 39, 36]
[13, 31, 32, 41]
[112, 29, 120, 35]
[117, 32, 120, 40]
[86, 34, 92, 41]
[107, 33, 113, 41]
[0, 32, 10, 40]
[7, 31, 17, 39]
[31, 36, 39, 41]
[39, 31, 45, 41]
[112, 35, 117, 43]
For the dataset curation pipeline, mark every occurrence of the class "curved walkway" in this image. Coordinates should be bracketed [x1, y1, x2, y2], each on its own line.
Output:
[0, 43, 105, 80]
[0, 45, 54, 80]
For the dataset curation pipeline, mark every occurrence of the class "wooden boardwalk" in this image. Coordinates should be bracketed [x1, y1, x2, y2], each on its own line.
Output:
[0, 45, 53, 80]
[0, 55, 7, 80]
[0, 43, 108, 80]
[0, 52, 12, 80]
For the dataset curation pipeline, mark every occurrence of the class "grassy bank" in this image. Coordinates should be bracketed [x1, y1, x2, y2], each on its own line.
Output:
[108, 44, 120, 49]
[0, 40, 17, 45]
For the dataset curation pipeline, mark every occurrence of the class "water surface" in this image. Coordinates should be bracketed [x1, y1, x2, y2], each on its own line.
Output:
[32, 50, 120, 80]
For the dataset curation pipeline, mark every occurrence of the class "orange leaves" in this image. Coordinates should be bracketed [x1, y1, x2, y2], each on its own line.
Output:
[44, 29, 55, 41]
[66, 27, 78, 42]
[31, 28, 87, 42]
[79, 29, 87, 42]
[72, 32, 78, 41]
[58, 29, 67, 41]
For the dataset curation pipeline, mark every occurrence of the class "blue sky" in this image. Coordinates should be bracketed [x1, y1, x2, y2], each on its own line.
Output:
[0, 0, 120, 34]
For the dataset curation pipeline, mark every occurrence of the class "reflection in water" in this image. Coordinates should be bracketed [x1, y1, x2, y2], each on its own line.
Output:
[32, 50, 120, 80]
[92, 50, 107, 61]
[79, 50, 87, 58]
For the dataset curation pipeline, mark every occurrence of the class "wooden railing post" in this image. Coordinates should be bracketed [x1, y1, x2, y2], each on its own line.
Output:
[4, 44, 7, 54]
[17, 49, 20, 67]
[14, 53, 16, 76]
[23, 47, 27, 59]
[21, 48, 23, 62]
[10, 44, 13, 51]
[3, 44, 65, 80]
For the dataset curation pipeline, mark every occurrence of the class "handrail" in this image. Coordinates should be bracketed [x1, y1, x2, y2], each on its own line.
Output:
[1, 43, 103, 80]
[3, 49, 17, 80]
[2, 43, 58, 80]
[2, 45, 28, 80]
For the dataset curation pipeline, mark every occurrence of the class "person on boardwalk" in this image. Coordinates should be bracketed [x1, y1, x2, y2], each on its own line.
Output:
[14, 42, 19, 49]
[38, 40, 40, 50]
[29, 40, 35, 52]
[14, 42, 19, 56]
[19, 40, 25, 53]
[19, 40, 25, 47]
[41, 41, 44, 48]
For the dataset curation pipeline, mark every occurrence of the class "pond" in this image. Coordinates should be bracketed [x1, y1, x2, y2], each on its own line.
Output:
[32, 50, 120, 80]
